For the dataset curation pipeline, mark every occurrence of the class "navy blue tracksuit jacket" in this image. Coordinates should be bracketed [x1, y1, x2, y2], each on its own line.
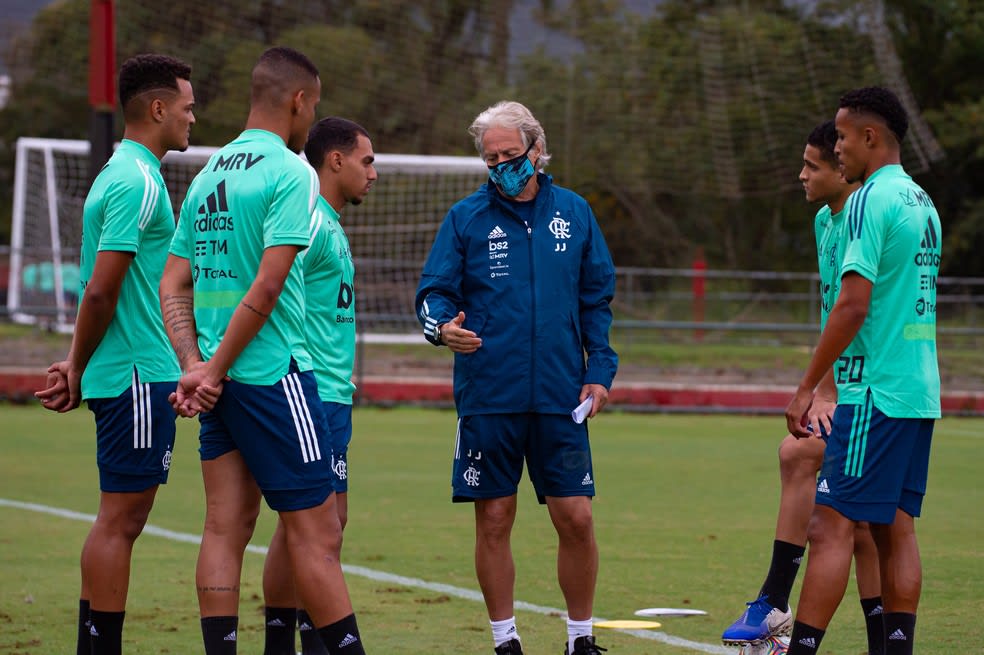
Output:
[416, 174, 618, 416]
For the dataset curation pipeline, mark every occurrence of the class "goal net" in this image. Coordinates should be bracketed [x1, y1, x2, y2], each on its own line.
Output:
[7, 137, 488, 338]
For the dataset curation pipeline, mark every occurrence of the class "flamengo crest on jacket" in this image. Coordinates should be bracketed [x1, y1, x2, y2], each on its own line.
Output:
[416, 173, 618, 416]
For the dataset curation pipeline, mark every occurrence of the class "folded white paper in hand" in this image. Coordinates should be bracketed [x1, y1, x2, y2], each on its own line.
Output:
[571, 397, 593, 424]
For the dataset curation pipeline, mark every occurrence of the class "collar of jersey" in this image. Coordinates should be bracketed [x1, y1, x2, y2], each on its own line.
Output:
[317, 195, 341, 222]
[828, 204, 847, 223]
[863, 163, 905, 186]
[239, 128, 289, 148]
[119, 139, 162, 169]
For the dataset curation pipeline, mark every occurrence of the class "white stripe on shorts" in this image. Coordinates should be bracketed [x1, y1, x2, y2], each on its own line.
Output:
[131, 369, 151, 449]
[454, 418, 461, 460]
[282, 373, 321, 464]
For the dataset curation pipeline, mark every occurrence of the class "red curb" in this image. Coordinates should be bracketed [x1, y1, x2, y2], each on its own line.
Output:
[0, 371, 47, 402]
[3, 370, 982, 414]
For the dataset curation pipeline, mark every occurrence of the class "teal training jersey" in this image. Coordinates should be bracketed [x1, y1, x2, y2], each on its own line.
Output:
[814, 204, 848, 331]
[170, 129, 318, 385]
[837, 164, 941, 418]
[79, 139, 180, 399]
[302, 197, 356, 403]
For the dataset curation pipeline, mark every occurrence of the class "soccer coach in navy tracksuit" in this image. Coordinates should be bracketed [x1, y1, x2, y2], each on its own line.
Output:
[415, 100, 618, 655]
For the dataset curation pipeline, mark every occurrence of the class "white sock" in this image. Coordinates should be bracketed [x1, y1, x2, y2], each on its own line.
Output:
[567, 617, 593, 653]
[491, 616, 520, 647]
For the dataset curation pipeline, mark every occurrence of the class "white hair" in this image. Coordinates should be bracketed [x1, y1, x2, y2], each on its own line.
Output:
[468, 100, 551, 171]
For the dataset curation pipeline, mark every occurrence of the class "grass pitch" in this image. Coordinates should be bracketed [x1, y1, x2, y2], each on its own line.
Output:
[1, 405, 981, 654]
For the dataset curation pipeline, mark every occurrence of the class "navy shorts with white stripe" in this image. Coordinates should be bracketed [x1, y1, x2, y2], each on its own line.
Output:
[198, 359, 335, 511]
[88, 367, 178, 493]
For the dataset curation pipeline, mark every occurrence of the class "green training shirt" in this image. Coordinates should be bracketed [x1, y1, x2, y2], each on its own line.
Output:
[302, 196, 356, 403]
[170, 129, 317, 385]
[836, 164, 941, 418]
[814, 203, 848, 332]
[79, 139, 180, 399]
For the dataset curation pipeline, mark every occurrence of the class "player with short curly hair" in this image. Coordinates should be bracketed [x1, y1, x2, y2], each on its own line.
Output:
[784, 86, 941, 655]
[36, 52, 195, 655]
[723, 121, 887, 655]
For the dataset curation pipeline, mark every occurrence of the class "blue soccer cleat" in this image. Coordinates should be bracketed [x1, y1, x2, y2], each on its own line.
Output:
[721, 595, 793, 645]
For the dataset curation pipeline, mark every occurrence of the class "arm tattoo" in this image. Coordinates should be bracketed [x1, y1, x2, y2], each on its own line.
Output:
[240, 301, 270, 318]
[162, 294, 200, 367]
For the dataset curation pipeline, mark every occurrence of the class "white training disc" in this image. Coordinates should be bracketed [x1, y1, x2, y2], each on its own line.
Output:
[634, 607, 708, 617]
[594, 619, 662, 629]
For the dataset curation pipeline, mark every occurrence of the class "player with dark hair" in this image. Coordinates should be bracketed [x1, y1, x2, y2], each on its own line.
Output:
[837, 86, 909, 146]
[118, 54, 192, 124]
[723, 121, 885, 655]
[261, 117, 376, 655]
[783, 87, 940, 655]
[35, 53, 194, 655]
[159, 48, 367, 655]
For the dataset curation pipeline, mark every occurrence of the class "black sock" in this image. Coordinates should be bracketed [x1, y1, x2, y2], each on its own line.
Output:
[759, 540, 805, 611]
[201, 616, 239, 655]
[317, 613, 365, 655]
[76, 599, 91, 655]
[88, 610, 125, 655]
[298, 609, 329, 655]
[263, 607, 297, 655]
[786, 620, 825, 655]
[883, 612, 916, 655]
[861, 596, 885, 655]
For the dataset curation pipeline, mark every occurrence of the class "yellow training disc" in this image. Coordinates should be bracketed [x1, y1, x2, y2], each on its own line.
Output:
[593, 619, 662, 630]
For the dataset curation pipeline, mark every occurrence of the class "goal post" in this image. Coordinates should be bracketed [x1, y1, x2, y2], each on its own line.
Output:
[8, 137, 86, 332]
[6, 136, 489, 340]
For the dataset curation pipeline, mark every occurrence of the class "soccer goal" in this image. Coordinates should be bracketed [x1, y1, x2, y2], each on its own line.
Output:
[7, 137, 488, 338]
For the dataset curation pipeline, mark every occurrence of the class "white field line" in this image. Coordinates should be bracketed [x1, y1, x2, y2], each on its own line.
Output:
[0, 497, 732, 654]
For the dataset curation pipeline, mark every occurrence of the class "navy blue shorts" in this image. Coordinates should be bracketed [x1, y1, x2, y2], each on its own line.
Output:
[817, 393, 934, 524]
[87, 370, 177, 493]
[452, 413, 594, 504]
[323, 402, 352, 493]
[198, 365, 334, 511]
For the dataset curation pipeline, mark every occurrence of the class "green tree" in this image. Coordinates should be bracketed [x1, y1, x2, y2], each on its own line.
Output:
[0, 0, 89, 241]
[2, 0, 980, 277]
[882, 0, 984, 275]
[518, 0, 879, 270]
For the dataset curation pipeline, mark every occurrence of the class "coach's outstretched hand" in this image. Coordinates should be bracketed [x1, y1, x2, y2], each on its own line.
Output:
[440, 311, 482, 354]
